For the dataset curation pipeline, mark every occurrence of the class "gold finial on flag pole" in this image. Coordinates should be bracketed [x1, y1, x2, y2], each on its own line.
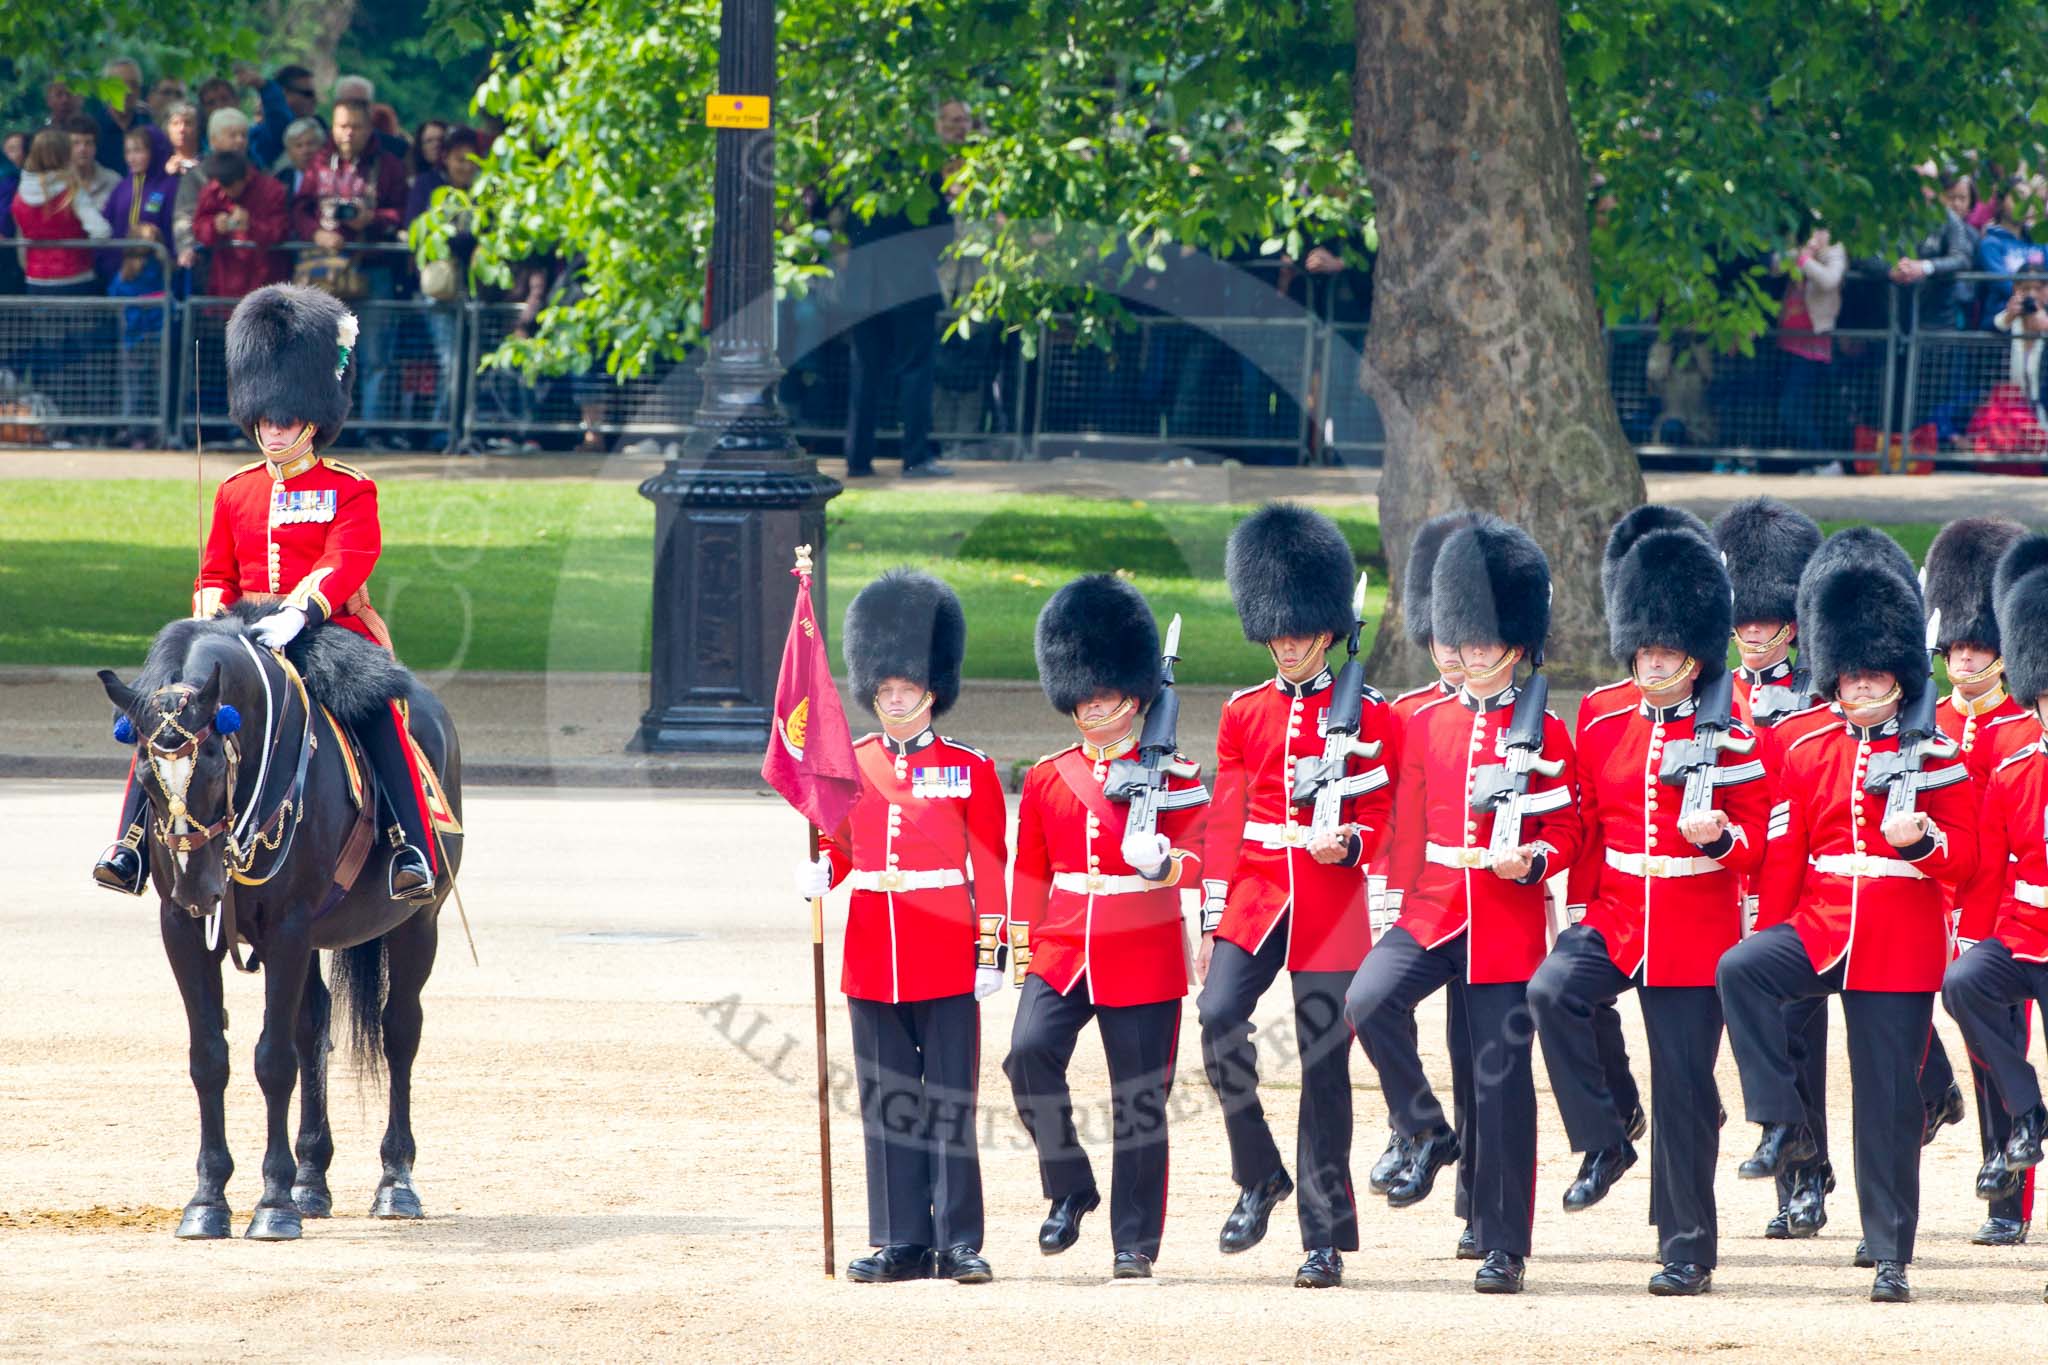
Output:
[793, 543, 814, 575]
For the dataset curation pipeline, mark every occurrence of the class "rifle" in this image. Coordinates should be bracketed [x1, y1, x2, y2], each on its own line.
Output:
[1657, 668, 1763, 822]
[1104, 614, 1204, 855]
[1749, 665, 1818, 728]
[1468, 673, 1571, 869]
[1861, 667, 1964, 820]
[1290, 572, 1389, 836]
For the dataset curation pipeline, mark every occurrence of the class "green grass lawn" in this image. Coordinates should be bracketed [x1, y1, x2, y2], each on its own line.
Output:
[0, 480, 1386, 683]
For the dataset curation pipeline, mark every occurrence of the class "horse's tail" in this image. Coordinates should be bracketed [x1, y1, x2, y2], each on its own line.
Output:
[328, 937, 388, 1081]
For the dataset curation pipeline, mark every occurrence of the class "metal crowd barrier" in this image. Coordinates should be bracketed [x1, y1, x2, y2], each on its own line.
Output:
[5, 243, 2048, 472]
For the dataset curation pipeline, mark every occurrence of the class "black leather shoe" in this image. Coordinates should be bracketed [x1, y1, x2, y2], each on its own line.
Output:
[1764, 1208, 1793, 1239]
[935, 1244, 992, 1283]
[1295, 1247, 1343, 1288]
[1921, 1082, 1966, 1147]
[1456, 1224, 1480, 1260]
[846, 1243, 933, 1282]
[1367, 1129, 1410, 1194]
[1648, 1262, 1712, 1296]
[1853, 1240, 1874, 1268]
[1871, 1260, 1910, 1303]
[93, 843, 146, 895]
[1738, 1122, 1817, 1179]
[1473, 1249, 1525, 1294]
[2005, 1104, 2048, 1169]
[388, 844, 434, 902]
[1219, 1169, 1295, 1254]
[1563, 1142, 1637, 1212]
[1974, 1216, 2029, 1246]
[1785, 1162, 1833, 1238]
[1039, 1189, 1100, 1255]
[1623, 1104, 1648, 1144]
[1386, 1126, 1460, 1209]
[1978, 1151, 2024, 1201]
[1111, 1250, 1152, 1280]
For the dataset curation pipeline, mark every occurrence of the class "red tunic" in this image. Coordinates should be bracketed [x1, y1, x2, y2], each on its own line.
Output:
[1204, 670, 1399, 972]
[1012, 740, 1209, 1007]
[819, 731, 1010, 1003]
[1937, 689, 2039, 784]
[1365, 681, 1455, 887]
[1961, 740, 2048, 957]
[194, 452, 381, 640]
[1565, 695, 1772, 985]
[1747, 701, 1842, 931]
[1754, 716, 1979, 990]
[1384, 686, 1582, 985]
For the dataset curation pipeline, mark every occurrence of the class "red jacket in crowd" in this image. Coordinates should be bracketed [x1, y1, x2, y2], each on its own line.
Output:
[1755, 715, 1978, 991]
[193, 171, 292, 298]
[1567, 691, 1772, 986]
[291, 142, 408, 246]
[1204, 669, 1398, 972]
[817, 731, 1011, 1004]
[1384, 685, 1582, 984]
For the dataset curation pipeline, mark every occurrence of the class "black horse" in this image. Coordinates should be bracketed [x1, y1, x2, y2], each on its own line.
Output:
[98, 604, 462, 1241]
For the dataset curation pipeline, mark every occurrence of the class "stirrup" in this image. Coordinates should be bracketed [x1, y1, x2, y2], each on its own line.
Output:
[387, 844, 435, 903]
[93, 842, 147, 896]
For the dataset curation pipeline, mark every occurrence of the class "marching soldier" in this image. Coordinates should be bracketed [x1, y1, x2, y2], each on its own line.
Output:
[1712, 496, 1838, 1240]
[1923, 517, 2039, 1246]
[1718, 540, 1978, 1304]
[1528, 512, 1769, 1296]
[795, 569, 1008, 1284]
[93, 284, 437, 904]
[1344, 516, 1580, 1295]
[1196, 504, 1398, 1289]
[1945, 532, 2048, 1294]
[1005, 574, 1209, 1280]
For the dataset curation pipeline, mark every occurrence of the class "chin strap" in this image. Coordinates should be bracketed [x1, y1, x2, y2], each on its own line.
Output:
[1074, 697, 1136, 732]
[1737, 622, 1793, 665]
[1839, 683, 1903, 722]
[876, 690, 935, 727]
[1461, 646, 1521, 690]
[1268, 634, 1333, 683]
[1633, 655, 1700, 696]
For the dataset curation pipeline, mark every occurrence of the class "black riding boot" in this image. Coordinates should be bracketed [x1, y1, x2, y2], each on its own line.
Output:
[360, 705, 436, 903]
[93, 761, 152, 895]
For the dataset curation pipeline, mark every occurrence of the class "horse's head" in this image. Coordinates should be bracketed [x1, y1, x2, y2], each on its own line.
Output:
[100, 628, 264, 916]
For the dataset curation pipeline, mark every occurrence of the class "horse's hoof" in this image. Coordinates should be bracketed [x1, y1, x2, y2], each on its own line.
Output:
[291, 1183, 333, 1218]
[243, 1206, 303, 1241]
[370, 1184, 423, 1219]
[174, 1204, 231, 1240]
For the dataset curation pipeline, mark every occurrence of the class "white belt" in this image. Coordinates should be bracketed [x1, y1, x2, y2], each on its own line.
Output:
[1425, 842, 1491, 871]
[1244, 821, 1315, 849]
[1809, 853, 1926, 881]
[1052, 871, 1157, 896]
[2016, 881, 2048, 909]
[1605, 849, 1725, 879]
[847, 868, 966, 893]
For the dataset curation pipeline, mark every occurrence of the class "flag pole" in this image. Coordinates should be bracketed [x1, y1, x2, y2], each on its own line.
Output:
[793, 543, 837, 1279]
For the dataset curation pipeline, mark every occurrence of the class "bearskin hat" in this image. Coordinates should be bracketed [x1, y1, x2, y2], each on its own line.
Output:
[226, 284, 358, 451]
[1924, 517, 2026, 654]
[1794, 526, 1923, 694]
[1804, 561, 1931, 705]
[1607, 527, 1734, 684]
[1995, 534, 2048, 706]
[1601, 504, 1712, 611]
[1034, 574, 1161, 714]
[1711, 497, 1821, 627]
[1224, 502, 1358, 644]
[1428, 517, 1552, 666]
[1401, 511, 1481, 647]
[842, 569, 966, 719]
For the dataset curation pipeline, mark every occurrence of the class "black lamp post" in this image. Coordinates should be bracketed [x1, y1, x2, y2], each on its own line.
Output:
[632, 0, 841, 754]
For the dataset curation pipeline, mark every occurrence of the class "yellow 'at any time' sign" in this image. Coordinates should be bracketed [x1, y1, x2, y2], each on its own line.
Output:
[706, 94, 771, 129]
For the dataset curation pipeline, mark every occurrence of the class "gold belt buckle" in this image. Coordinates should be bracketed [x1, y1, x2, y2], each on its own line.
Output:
[1086, 873, 1108, 893]
[1458, 847, 1487, 870]
[1849, 855, 1870, 877]
[1642, 856, 1668, 877]
[876, 869, 905, 892]
[1281, 826, 1308, 847]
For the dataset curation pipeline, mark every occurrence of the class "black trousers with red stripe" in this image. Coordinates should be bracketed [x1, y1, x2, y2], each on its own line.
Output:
[1197, 916, 1359, 1250]
[847, 992, 985, 1250]
[1944, 940, 2048, 1229]
[1344, 927, 1538, 1258]
[1005, 973, 1181, 1260]
[360, 700, 436, 870]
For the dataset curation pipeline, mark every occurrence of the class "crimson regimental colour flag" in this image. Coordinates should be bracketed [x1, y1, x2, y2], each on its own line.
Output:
[761, 564, 860, 833]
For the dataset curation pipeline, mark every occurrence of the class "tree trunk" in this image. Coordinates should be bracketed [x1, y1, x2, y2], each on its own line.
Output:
[1354, 0, 1644, 689]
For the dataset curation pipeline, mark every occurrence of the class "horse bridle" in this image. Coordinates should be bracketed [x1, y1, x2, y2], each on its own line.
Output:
[144, 684, 242, 857]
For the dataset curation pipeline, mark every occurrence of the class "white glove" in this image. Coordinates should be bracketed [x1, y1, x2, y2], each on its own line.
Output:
[974, 965, 1003, 1001]
[792, 856, 832, 899]
[252, 606, 307, 650]
[1121, 831, 1172, 878]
